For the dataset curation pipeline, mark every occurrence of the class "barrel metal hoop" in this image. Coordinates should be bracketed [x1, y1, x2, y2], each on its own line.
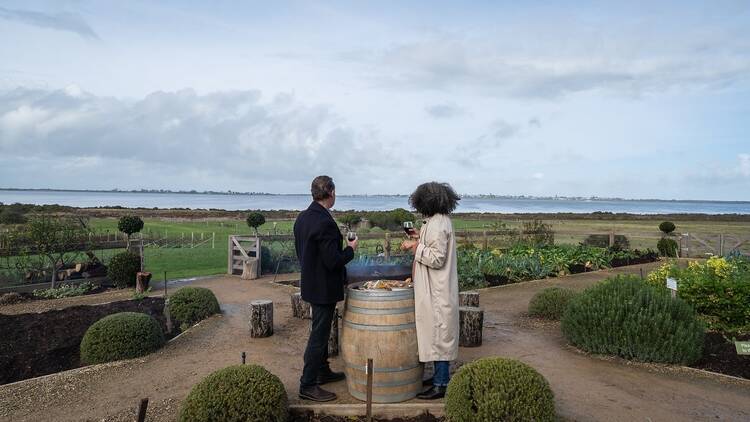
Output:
[344, 321, 416, 331]
[348, 289, 414, 301]
[347, 305, 413, 315]
[345, 361, 421, 373]
[348, 388, 421, 403]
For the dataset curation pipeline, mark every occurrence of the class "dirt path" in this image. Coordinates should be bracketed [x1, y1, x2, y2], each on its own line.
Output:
[1, 265, 749, 421]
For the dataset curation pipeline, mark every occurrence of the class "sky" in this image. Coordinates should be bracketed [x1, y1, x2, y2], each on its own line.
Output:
[0, 1, 749, 200]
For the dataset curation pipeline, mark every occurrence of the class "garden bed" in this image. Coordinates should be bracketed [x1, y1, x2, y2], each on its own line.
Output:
[0, 297, 168, 385]
[691, 332, 750, 379]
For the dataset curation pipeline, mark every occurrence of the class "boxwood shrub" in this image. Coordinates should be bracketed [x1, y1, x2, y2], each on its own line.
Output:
[561, 275, 704, 365]
[445, 357, 555, 422]
[80, 312, 165, 364]
[169, 287, 220, 326]
[107, 251, 141, 288]
[657, 238, 679, 257]
[528, 287, 578, 320]
[179, 364, 287, 422]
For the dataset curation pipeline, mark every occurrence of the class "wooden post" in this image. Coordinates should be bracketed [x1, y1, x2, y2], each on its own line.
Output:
[212, 232, 215, 249]
[482, 230, 488, 249]
[291, 292, 311, 319]
[137, 398, 149, 422]
[249, 300, 274, 338]
[366, 358, 373, 422]
[459, 306, 484, 347]
[685, 233, 691, 258]
[384, 232, 391, 261]
[227, 235, 233, 274]
[609, 230, 615, 248]
[459, 291, 480, 307]
[191, 232, 194, 248]
[719, 234, 724, 256]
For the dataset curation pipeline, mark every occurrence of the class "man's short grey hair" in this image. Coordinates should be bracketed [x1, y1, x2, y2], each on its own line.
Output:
[311, 175, 335, 201]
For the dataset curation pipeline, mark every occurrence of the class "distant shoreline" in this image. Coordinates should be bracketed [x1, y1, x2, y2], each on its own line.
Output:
[1, 188, 748, 204]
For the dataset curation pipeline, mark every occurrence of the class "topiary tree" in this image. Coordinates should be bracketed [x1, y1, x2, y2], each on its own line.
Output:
[445, 357, 555, 422]
[117, 215, 144, 244]
[246, 212, 266, 235]
[80, 312, 165, 364]
[659, 221, 676, 235]
[179, 364, 288, 422]
[657, 238, 679, 257]
[528, 287, 578, 320]
[168, 287, 221, 327]
[107, 251, 141, 288]
[561, 275, 704, 365]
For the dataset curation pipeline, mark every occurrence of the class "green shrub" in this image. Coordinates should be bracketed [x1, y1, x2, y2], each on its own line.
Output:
[445, 357, 555, 422]
[648, 257, 750, 334]
[528, 287, 578, 320]
[338, 213, 362, 229]
[659, 221, 676, 234]
[33, 281, 95, 299]
[561, 275, 704, 364]
[169, 287, 220, 326]
[366, 208, 414, 230]
[520, 219, 554, 246]
[80, 312, 165, 364]
[117, 215, 144, 237]
[0, 210, 27, 225]
[657, 238, 679, 257]
[107, 251, 141, 288]
[179, 364, 288, 422]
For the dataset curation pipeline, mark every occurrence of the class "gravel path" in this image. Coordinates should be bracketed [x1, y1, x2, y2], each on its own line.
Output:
[1, 265, 749, 421]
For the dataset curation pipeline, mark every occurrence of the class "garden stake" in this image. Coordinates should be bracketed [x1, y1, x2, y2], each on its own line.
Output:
[366, 358, 373, 422]
[137, 398, 148, 422]
[241, 352, 246, 364]
[163, 271, 167, 298]
[640, 267, 644, 280]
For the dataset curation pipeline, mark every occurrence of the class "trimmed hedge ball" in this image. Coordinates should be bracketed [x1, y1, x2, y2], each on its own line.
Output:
[445, 357, 555, 422]
[528, 287, 578, 320]
[80, 312, 165, 364]
[179, 364, 288, 422]
[107, 251, 141, 288]
[168, 287, 221, 327]
[561, 275, 704, 365]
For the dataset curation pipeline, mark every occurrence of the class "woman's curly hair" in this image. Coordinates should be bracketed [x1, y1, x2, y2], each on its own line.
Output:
[409, 182, 460, 217]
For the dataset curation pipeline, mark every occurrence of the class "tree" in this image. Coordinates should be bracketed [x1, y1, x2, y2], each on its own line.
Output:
[339, 213, 362, 230]
[246, 212, 266, 235]
[659, 221, 676, 235]
[118, 215, 144, 244]
[25, 215, 89, 288]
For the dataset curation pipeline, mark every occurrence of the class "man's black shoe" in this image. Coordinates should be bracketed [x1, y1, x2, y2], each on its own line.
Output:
[417, 385, 446, 400]
[316, 370, 346, 385]
[422, 377, 434, 387]
[299, 385, 337, 402]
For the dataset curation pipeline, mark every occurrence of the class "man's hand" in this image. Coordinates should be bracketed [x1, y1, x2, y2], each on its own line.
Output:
[400, 239, 418, 253]
[347, 237, 359, 250]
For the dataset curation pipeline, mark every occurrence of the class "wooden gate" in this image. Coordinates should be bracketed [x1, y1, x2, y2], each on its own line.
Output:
[679, 233, 750, 258]
[228, 235, 261, 277]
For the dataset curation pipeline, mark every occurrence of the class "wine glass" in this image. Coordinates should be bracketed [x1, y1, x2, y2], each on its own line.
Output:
[403, 221, 416, 237]
[347, 231, 357, 241]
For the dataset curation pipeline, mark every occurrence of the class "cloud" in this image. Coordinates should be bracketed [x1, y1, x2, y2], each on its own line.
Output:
[351, 29, 750, 99]
[0, 7, 99, 40]
[739, 153, 750, 177]
[425, 102, 465, 119]
[0, 87, 401, 192]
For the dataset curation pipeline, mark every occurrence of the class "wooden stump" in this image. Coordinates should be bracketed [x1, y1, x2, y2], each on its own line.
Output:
[291, 292, 311, 319]
[328, 308, 339, 357]
[241, 258, 259, 280]
[459, 306, 483, 347]
[459, 291, 479, 307]
[249, 300, 273, 338]
[136, 272, 152, 293]
[308, 307, 340, 357]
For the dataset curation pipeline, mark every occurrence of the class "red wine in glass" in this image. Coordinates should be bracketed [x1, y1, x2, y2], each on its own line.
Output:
[347, 231, 357, 241]
[403, 221, 416, 236]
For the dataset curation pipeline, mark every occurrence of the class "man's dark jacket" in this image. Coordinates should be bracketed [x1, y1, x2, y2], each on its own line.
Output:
[294, 201, 354, 304]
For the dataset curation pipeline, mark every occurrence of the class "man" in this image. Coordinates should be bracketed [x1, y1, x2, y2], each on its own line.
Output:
[294, 175, 358, 402]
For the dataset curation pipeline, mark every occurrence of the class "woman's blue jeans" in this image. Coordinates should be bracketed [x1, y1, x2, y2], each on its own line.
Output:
[433, 361, 450, 387]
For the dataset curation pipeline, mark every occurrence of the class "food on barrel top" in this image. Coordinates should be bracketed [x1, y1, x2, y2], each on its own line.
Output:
[361, 278, 413, 290]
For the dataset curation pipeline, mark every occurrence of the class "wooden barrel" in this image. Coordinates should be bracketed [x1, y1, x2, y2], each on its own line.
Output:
[341, 285, 423, 403]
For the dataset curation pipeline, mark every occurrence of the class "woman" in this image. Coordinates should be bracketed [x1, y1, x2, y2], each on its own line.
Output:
[401, 182, 460, 400]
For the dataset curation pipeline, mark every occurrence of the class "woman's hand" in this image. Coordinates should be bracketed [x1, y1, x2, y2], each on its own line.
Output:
[400, 239, 419, 254]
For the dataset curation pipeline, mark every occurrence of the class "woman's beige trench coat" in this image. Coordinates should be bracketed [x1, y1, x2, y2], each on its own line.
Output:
[413, 213, 460, 362]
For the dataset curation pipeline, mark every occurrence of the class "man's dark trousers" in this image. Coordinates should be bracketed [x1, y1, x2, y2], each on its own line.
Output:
[300, 303, 336, 387]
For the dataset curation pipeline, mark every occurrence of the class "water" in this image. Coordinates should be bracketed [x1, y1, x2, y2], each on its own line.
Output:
[1, 190, 749, 214]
